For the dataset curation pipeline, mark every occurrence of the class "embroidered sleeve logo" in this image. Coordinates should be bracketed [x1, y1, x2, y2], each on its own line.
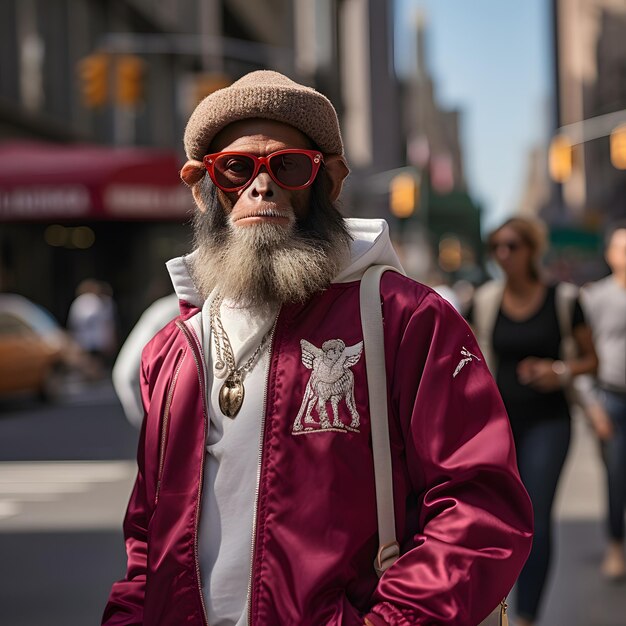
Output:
[453, 346, 481, 378]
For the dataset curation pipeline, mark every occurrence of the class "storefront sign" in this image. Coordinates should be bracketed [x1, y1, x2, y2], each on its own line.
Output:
[0, 185, 91, 220]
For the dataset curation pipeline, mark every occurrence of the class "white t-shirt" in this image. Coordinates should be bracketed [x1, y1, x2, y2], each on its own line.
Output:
[196, 295, 277, 626]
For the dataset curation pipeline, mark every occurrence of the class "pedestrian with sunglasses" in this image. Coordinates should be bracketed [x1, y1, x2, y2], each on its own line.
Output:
[103, 71, 532, 626]
[469, 216, 598, 626]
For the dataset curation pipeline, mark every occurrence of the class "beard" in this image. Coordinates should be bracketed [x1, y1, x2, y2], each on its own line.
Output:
[189, 172, 352, 308]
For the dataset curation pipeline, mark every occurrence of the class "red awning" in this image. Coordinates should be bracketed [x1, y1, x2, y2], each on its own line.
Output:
[0, 141, 192, 221]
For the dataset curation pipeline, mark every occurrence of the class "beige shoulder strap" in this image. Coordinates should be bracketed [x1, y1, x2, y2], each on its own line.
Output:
[360, 264, 402, 576]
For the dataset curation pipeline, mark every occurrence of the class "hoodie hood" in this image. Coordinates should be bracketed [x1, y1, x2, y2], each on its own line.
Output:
[332, 218, 403, 283]
[166, 218, 404, 310]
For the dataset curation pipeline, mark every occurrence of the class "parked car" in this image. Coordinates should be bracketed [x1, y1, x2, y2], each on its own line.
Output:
[0, 294, 92, 401]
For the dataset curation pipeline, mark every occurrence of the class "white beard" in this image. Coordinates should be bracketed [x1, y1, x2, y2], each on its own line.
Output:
[190, 215, 350, 308]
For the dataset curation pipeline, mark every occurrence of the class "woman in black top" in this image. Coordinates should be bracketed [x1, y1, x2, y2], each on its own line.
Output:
[470, 217, 598, 626]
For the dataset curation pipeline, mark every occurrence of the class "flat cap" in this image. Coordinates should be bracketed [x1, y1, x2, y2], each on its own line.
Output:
[183, 70, 343, 160]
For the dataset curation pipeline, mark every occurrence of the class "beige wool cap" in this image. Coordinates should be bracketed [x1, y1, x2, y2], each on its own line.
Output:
[183, 70, 344, 160]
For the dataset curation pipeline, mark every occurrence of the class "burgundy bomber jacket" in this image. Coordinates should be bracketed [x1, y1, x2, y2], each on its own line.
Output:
[103, 272, 533, 626]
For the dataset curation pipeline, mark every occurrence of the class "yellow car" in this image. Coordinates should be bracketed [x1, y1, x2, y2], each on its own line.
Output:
[0, 294, 86, 401]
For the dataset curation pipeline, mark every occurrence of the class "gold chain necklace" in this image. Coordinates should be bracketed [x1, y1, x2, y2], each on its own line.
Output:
[209, 294, 275, 418]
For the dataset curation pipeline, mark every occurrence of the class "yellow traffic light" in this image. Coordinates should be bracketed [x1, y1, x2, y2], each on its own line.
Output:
[548, 134, 573, 183]
[389, 173, 418, 218]
[610, 124, 626, 170]
[116, 55, 145, 107]
[77, 53, 109, 108]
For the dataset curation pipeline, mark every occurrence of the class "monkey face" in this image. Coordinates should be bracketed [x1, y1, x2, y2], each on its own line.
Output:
[206, 118, 315, 228]
[186, 119, 352, 306]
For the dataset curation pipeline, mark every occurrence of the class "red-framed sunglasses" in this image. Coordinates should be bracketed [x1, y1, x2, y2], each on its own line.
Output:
[203, 149, 324, 192]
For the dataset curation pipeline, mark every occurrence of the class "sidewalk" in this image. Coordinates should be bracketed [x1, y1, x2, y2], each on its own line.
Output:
[524, 413, 626, 626]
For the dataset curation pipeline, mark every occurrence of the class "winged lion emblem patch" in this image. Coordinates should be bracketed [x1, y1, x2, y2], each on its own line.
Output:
[292, 338, 363, 435]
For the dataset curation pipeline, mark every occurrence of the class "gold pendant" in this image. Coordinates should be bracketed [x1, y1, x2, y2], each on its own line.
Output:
[219, 374, 244, 418]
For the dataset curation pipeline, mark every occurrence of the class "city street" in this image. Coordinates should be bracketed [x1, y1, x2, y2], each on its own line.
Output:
[0, 383, 625, 625]
[536, 413, 626, 626]
[0, 381, 138, 626]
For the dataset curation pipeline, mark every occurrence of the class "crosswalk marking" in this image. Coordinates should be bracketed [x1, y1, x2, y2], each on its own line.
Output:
[0, 461, 136, 531]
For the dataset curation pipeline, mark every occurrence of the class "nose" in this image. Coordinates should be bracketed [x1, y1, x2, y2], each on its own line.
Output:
[247, 170, 275, 198]
[494, 246, 511, 261]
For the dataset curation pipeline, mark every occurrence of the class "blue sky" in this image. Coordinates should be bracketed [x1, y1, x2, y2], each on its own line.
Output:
[394, 0, 552, 231]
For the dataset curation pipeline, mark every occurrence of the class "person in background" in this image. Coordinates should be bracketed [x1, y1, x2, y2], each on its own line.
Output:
[578, 221, 626, 581]
[470, 216, 598, 626]
[67, 279, 118, 374]
[102, 70, 532, 626]
[451, 278, 476, 318]
[426, 270, 461, 312]
[112, 292, 181, 427]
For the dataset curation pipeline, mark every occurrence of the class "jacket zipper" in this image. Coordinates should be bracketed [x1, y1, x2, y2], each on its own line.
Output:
[154, 350, 185, 505]
[175, 319, 210, 626]
[247, 316, 280, 626]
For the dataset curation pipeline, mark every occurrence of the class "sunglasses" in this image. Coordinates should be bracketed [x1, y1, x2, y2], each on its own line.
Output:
[489, 240, 523, 253]
[203, 149, 324, 192]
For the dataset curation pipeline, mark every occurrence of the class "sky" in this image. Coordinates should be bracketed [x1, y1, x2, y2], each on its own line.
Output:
[394, 0, 552, 231]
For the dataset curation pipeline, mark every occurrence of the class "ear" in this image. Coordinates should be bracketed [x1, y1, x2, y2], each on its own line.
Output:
[323, 155, 350, 202]
[180, 160, 206, 187]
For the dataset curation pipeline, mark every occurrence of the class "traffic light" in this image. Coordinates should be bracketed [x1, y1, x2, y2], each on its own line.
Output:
[389, 173, 418, 218]
[610, 124, 626, 170]
[77, 53, 109, 108]
[116, 55, 145, 107]
[548, 135, 573, 182]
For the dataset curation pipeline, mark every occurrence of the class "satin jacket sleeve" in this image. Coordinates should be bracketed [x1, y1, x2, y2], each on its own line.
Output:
[365, 287, 533, 626]
[102, 357, 154, 625]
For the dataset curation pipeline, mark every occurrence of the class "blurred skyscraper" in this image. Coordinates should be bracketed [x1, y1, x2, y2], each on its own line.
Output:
[521, 0, 626, 282]
[393, 10, 482, 282]
[548, 0, 626, 228]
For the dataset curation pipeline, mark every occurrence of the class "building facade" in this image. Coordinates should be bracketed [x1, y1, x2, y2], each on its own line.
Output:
[1, 0, 478, 332]
[0, 0, 297, 332]
[550, 0, 626, 227]
[538, 0, 626, 282]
